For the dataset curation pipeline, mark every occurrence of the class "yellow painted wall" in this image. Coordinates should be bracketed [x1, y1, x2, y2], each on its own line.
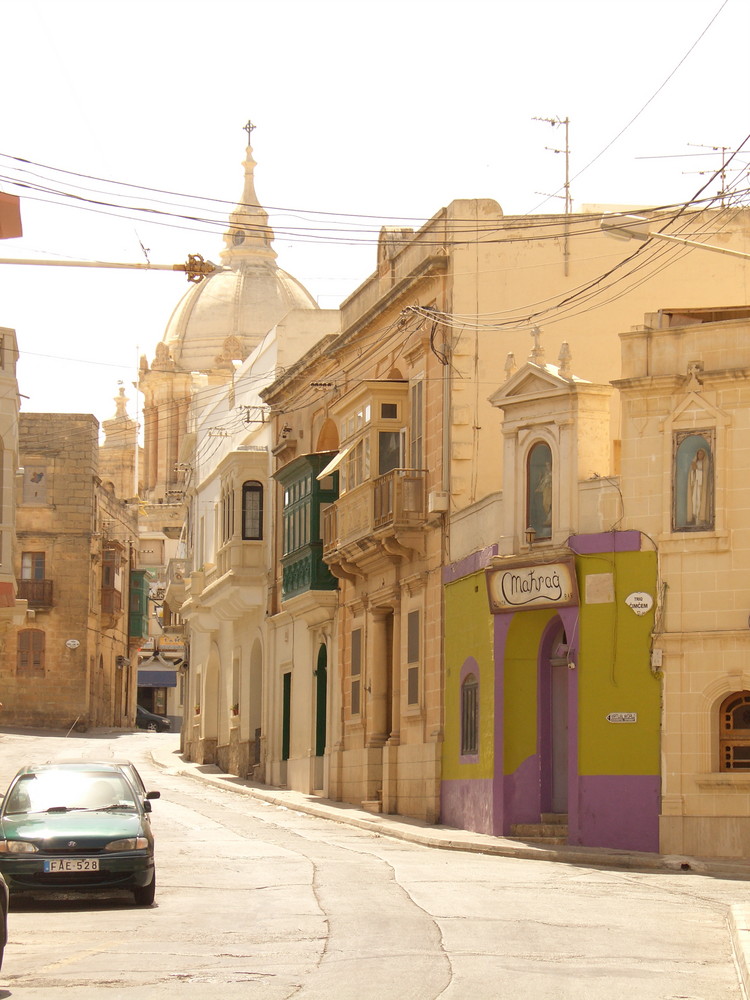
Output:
[443, 572, 494, 780]
[577, 551, 660, 775]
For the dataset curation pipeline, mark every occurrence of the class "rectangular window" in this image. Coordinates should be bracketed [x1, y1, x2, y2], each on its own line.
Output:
[378, 431, 403, 476]
[221, 486, 235, 544]
[17, 629, 45, 674]
[102, 547, 121, 589]
[345, 439, 370, 491]
[407, 610, 420, 705]
[381, 403, 398, 419]
[351, 627, 362, 716]
[410, 380, 423, 470]
[242, 482, 263, 540]
[21, 552, 45, 580]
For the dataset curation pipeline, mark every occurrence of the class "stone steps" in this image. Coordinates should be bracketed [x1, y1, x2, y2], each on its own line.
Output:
[509, 814, 568, 844]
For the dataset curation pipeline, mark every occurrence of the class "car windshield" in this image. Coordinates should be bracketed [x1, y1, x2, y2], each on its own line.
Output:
[4, 770, 138, 816]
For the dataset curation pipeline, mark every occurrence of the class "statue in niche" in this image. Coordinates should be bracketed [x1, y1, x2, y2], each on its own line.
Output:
[527, 442, 553, 539]
[673, 431, 714, 531]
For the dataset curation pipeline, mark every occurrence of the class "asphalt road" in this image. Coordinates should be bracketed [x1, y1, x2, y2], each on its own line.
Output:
[0, 728, 745, 999]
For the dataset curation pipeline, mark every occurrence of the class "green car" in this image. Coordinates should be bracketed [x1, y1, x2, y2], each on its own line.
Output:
[0, 763, 156, 906]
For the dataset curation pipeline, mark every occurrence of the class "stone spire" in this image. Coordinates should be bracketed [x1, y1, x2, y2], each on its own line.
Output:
[220, 120, 278, 267]
[99, 385, 141, 498]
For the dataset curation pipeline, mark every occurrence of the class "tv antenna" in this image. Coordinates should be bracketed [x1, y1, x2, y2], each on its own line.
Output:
[533, 116, 572, 274]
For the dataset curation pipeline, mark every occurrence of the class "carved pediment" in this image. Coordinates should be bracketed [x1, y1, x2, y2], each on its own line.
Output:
[489, 362, 583, 410]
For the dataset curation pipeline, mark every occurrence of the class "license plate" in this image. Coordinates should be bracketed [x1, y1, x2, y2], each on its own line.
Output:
[43, 858, 100, 873]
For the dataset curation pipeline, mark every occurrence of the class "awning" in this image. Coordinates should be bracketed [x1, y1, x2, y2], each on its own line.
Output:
[137, 670, 177, 688]
[316, 446, 350, 480]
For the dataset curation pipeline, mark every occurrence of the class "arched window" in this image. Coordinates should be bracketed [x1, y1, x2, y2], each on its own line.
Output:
[527, 442, 552, 540]
[673, 431, 714, 532]
[242, 482, 263, 540]
[461, 673, 479, 756]
[17, 629, 45, 675]
[720, 692, 750, 770]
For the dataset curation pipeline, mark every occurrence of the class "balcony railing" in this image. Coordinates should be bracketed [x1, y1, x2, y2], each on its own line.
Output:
[373, 468, 426, 527]
[17, 579, 53, 608]
[323, 468, 426, 557]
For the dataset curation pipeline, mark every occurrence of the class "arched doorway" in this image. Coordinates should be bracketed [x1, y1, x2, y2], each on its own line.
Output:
[249, 638, 263, 777]
[313, 644, 328, 791]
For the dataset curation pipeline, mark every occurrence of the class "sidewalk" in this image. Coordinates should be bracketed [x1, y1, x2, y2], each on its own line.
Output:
[150, 745, 750, 878]
[149, 743, 750, 998]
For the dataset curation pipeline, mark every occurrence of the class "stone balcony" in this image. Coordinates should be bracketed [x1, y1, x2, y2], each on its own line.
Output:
[322, 468, 427, 573]
[164, 558, 187, 610]
[185, 539, 266, 625]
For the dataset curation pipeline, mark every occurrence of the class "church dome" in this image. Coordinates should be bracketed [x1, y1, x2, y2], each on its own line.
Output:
[160, 125, 318, 373]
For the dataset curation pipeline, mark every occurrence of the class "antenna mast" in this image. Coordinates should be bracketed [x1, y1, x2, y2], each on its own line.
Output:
[534, 116, 572, 274]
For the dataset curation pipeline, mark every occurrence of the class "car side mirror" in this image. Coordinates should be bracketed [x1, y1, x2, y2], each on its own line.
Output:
[143, 799, 152, 813]
[146, 791, 160, 800]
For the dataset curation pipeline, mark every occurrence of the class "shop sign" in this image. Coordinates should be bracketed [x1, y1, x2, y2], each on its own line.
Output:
[486, 559, 578, 613]
[159, 641, 185, 654]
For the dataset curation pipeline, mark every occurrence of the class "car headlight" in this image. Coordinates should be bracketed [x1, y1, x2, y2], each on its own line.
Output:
[0, 839, 38, 853]
[104, 837, 149, 852]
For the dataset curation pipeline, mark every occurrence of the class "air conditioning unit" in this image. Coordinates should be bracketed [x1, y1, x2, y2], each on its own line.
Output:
[428, 490, 449, 514]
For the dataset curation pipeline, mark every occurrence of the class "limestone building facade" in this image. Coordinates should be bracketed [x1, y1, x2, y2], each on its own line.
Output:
[0, 413, 142, 729]
[257, 203, 750, 827]
[147, 128, 750, 851]
[0, 328, 25, 629]
[615, 306, 750, 858]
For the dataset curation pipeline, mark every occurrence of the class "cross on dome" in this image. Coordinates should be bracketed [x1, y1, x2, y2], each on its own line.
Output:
[221, 120, 277, 264]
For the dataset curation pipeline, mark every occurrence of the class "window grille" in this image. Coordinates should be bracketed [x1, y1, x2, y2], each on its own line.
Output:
[461, 673, 479, 755]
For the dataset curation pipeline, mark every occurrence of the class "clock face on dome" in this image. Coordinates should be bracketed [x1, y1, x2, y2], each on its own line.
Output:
[232, 230, 246, 246]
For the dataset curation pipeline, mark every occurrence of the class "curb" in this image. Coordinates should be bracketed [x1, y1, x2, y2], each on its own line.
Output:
[149, 751, 750, 879]
[730, 905, 750, 1000]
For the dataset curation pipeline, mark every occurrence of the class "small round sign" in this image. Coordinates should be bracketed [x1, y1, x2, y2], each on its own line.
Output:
[65, 639, 80, 649]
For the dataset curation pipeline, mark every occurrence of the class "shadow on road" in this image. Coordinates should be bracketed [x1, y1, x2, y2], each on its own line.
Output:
[10, 892, 146, 913]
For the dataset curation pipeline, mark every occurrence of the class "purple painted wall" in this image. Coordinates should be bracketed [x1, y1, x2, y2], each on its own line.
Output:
[502, 754, 540, 827]
[575, 775, 660, 852]
[441, 779, 494, 835]
[567, 530, 641, 554]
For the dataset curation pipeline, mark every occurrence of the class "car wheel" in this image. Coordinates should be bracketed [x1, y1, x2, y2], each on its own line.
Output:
[133, 873, 156, 906]
[146, 722, 158, 732]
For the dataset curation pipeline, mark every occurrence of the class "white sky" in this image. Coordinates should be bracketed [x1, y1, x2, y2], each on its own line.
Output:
[0, 0, 747, 428]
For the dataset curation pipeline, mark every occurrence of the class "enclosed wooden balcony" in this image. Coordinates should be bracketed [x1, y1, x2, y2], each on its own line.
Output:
[17, 579, 53, 609]
[322, 468, 426, 569]
[101, 588, 123, 615]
